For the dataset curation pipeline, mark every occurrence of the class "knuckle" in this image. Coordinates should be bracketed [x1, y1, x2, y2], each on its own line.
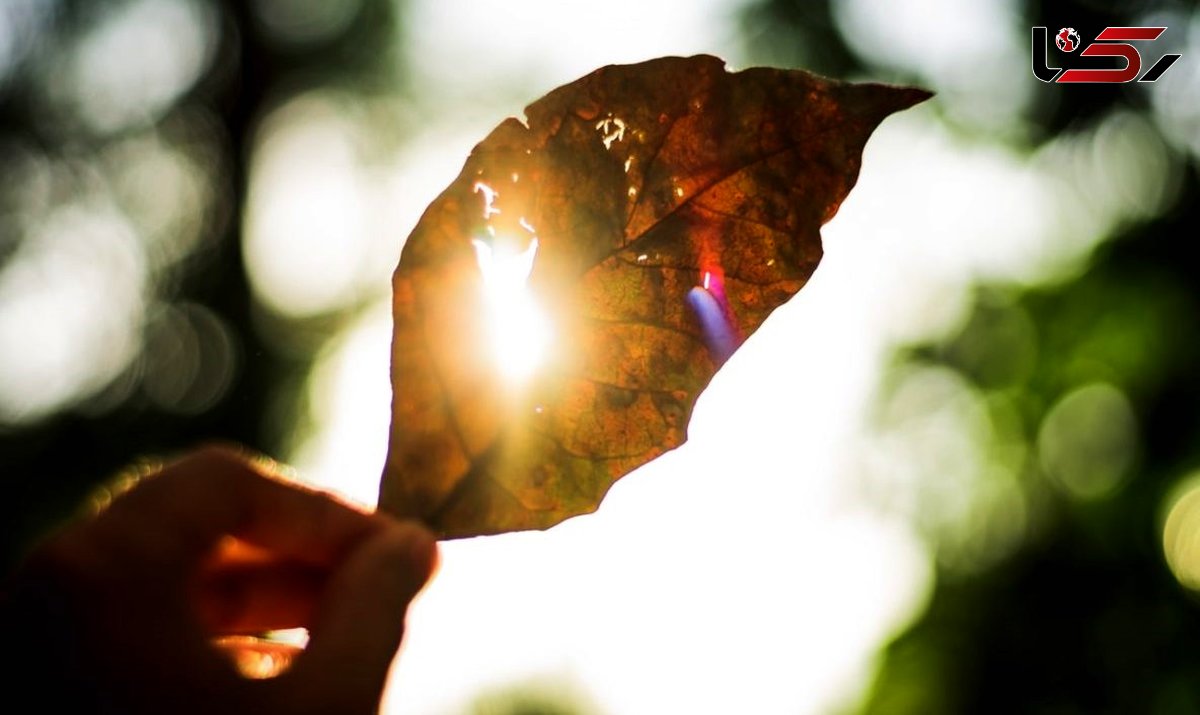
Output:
[193, 441, 247, 464]
[172, 443, 246, 479]
[160, 444, 257, 503]
[189, 444, 250, 482]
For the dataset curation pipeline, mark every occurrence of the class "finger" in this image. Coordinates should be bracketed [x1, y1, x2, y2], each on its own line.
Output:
[282, 521, 437, 711]
[97, 445, 387, 575]
[195, 560, 326, 634]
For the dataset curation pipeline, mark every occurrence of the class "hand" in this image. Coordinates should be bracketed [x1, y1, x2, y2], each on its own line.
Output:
[1, 446, 437, 714]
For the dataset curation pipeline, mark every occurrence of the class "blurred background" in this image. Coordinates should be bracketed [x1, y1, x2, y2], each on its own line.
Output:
[1, 0, 1198, 712]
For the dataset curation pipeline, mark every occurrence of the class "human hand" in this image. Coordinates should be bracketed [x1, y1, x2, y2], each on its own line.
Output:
[1, 446, 437, 714]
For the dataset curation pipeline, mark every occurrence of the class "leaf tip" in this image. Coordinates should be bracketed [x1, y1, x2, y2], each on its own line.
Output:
[899, 86, 935, 108]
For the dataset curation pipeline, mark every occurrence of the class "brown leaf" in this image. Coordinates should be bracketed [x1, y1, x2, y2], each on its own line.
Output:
[380, 55, 929, 538]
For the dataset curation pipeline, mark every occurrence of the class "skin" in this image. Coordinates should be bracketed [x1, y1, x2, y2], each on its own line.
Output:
[0, 446, 438, 714]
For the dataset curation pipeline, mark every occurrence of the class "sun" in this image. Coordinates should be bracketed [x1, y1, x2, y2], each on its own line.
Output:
[471, 235, 551, 383]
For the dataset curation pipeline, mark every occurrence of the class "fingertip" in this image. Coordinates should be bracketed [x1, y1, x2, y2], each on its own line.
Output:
[311, 519, 438, 636]
[282, 519, 438, 707]
[396, 521, 439, 586]
[363, 520, 439, 603]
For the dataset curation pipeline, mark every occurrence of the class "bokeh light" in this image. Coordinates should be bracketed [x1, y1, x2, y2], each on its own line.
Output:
[101, 116, 228, 272]
[1163, 472, 1200, 591]
[141, 302, 238, 415]
[0, 203, 145, 423]
[243, 91, 402, 318]
[0, 0, 53, 88]
[833, 0, 1031, 133]
[250, 0, 364, 46]
[1143, 11, 1200, 159]
[858, 363, 1029, 571]
[49, 0, 217, 135]
[1037, 382, 1138, 501]
[403, 0, 734, 117]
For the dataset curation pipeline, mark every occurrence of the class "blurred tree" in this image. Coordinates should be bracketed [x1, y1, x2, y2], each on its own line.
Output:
[740, 0, 1200, 711]
[861, 180, 1200, 714]
[0, 0, 404, 571]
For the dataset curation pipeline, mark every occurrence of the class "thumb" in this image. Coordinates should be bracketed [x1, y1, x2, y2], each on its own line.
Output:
[283, 520, 437, 712]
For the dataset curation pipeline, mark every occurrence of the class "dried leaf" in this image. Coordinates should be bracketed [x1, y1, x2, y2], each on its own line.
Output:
[380, 55, 929, 537]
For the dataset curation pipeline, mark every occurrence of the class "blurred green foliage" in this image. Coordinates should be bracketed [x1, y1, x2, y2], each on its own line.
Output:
[466, 681, 600, 715]
[861, 202, 1200, 714]
[743, 0, 1200, 711]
